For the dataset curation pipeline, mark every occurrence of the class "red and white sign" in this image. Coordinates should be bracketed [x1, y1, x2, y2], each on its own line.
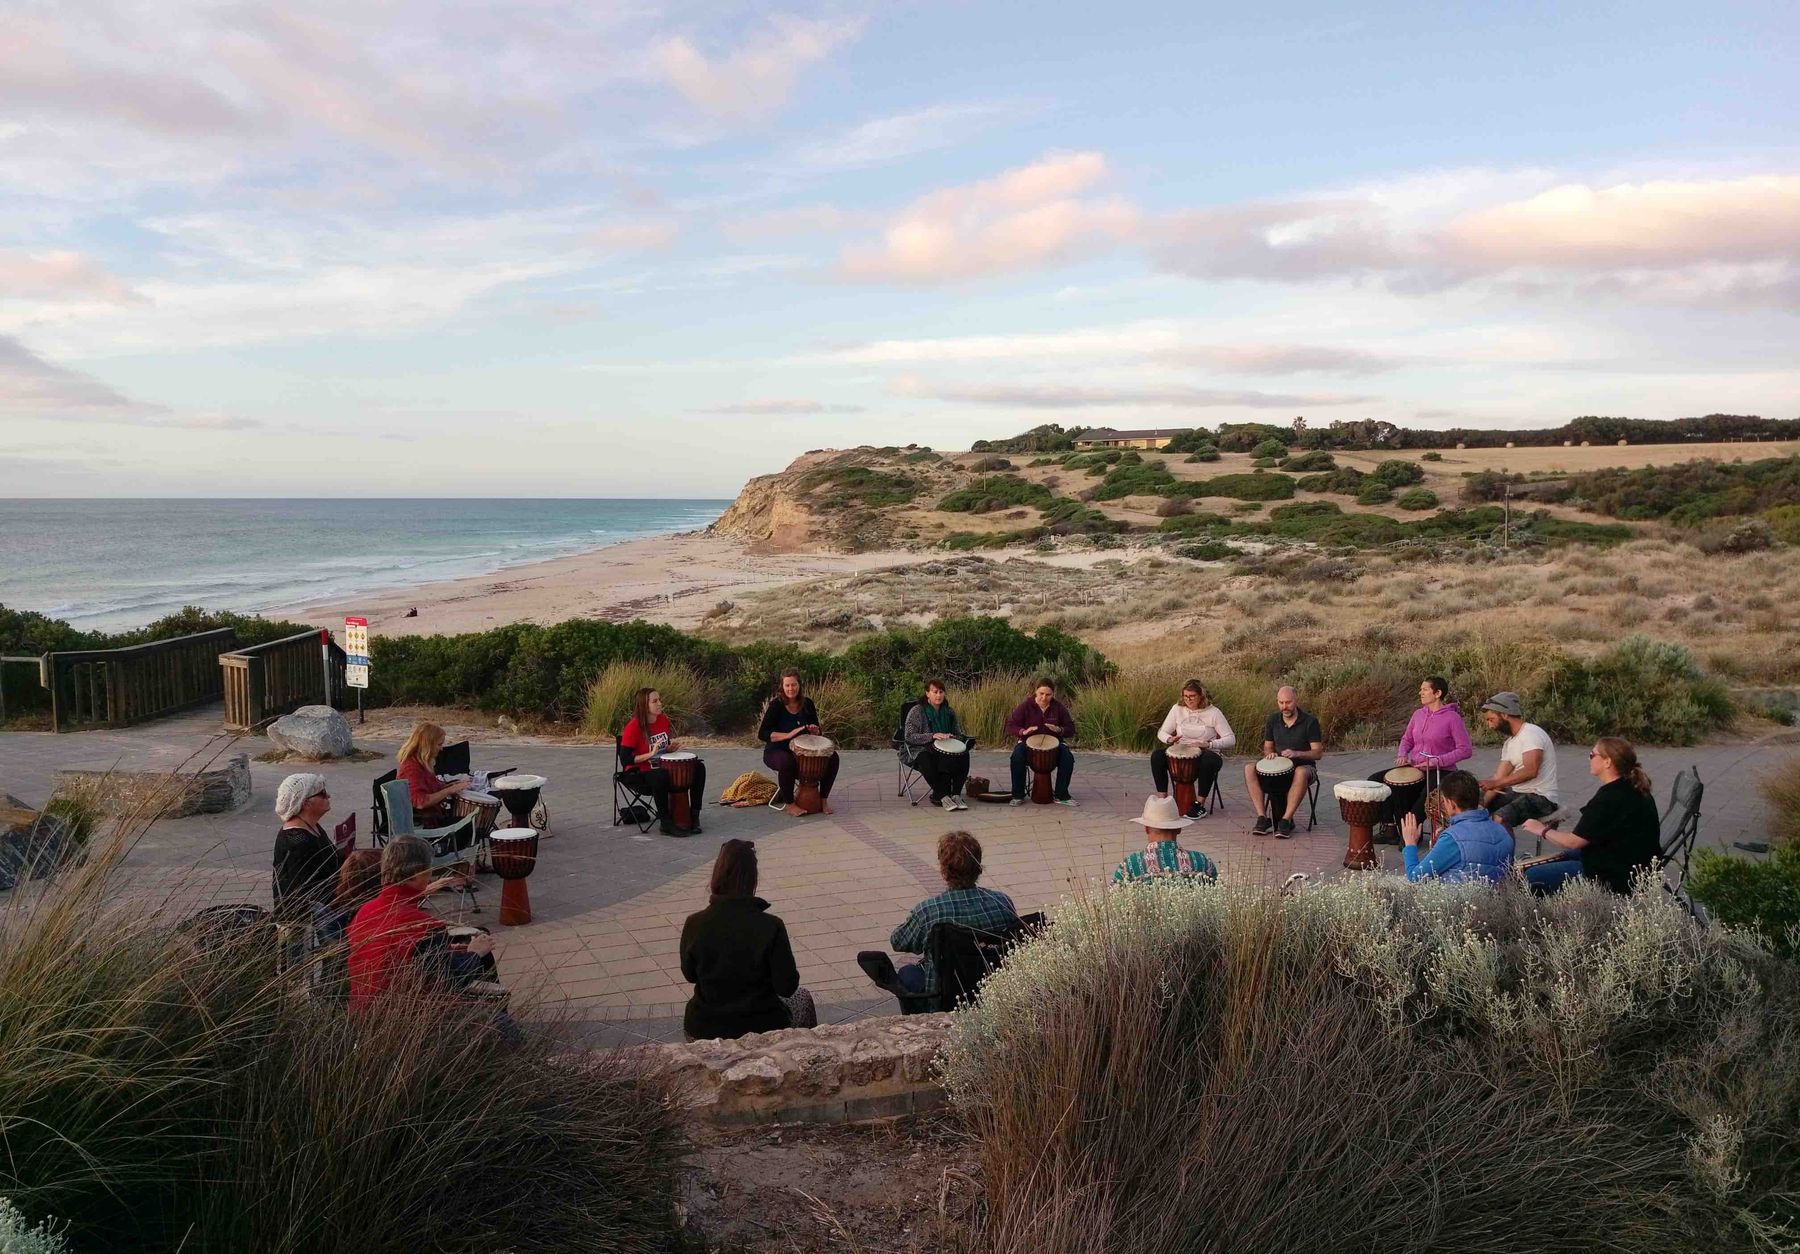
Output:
[344, 616, 370, 689]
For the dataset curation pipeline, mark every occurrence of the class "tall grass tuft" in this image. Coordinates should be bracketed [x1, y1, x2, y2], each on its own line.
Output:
[1073, 670, 1177, 751]
[956, 671, 1032, 747]
[1756, 756, 1800, 848]
[810, 674, 884, 748]
[942, 877, 1800, 1253]
[0, 797, 687, 1253]
[581, 660, 714, 736]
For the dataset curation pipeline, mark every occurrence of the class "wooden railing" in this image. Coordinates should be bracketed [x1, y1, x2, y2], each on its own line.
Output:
[45, 628, 240, 733]
[221, 630, 346, 733]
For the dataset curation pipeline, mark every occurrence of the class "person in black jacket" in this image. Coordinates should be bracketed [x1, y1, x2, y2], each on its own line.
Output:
[272, 773, 341, 921]
[679, 839, 815, 1040]
[758, 668, 840, 817]
[1521, 737, 1662, 894]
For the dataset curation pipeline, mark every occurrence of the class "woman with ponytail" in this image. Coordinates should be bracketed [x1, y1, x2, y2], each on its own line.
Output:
[1521, 737, 1661, 894]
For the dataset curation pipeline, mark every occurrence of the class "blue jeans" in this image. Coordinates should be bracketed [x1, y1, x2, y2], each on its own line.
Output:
[1011, 741, 1074, 800]
[1524, 853, 1584, 895]
[895, 962, 929, 993]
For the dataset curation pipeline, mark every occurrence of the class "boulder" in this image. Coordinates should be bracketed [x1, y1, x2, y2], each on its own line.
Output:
[0, 795, 81, 891]
[267, 705, 354, 759]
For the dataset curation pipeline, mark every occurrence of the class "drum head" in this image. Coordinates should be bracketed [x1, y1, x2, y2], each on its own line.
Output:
[460, 790, 497, 805]
[490, 829, 537, 844]
[1384, 766, 1424, 786]
[933, 738, 968, 754]
[792, 734, 834, 754]
[1335, 781, 1391, 803]
[1025, 733, 1060, 751]
[1165, 743, 1201, 759]
[658, 751, 696, 762]
[1255, 757, 1294, 777]
[492, 773, 546, 790]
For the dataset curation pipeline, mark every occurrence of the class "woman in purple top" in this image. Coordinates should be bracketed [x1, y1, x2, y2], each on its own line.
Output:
[1005, 678, 1077, 805]
[1370, 676, 1472, 835]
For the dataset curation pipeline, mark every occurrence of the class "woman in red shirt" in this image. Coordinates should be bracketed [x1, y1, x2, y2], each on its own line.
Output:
[396, 721, 468, 827]
[620, 688, 706, 837]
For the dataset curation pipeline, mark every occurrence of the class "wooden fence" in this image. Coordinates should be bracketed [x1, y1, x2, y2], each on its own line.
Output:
[44, 628, 240, 733]
[221, 630, 346, 733]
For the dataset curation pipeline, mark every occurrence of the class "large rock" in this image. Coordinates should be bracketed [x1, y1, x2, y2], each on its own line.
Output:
[0, 794, 82, 891]
[267, 705, 354, 759]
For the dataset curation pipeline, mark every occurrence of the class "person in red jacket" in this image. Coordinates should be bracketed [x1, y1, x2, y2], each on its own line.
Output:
[347, 836, 491, 1010]
[618, 687, 706, 837]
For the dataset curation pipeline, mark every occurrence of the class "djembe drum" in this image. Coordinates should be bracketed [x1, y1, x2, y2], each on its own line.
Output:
[1382, 765, 1426, 828]
[1336, 780, 1390, 871]
[1254, 756, 1295, 820]
[1166, 742, 1203, 815]
[488, 829, 538, 926]
[453, 788, 502, 872]
[1025, 733, 1061, 804]
[791, 735, 835, 814]
[490, 773, 545, 836]
[660, 751, 699, 828]
[1424, 785, 1449, 833]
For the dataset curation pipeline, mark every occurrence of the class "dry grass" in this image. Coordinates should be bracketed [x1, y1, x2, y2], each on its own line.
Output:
[1757, 757, 1800, 848]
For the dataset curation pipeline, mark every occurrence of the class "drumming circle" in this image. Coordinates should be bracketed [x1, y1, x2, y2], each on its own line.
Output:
[932, 737, 968, 755]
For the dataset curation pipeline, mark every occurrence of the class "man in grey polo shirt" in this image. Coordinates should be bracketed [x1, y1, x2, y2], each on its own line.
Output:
[1476, 691, 1559, 831]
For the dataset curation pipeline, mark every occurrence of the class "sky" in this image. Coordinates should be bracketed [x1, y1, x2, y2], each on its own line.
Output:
[1, 0, 1797, 498]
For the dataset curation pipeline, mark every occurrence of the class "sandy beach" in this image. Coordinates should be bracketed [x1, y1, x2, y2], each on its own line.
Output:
[284, 531, 941, 636]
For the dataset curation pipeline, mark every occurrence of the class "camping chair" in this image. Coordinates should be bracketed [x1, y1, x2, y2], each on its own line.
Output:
[377, 779, 481, 914]
[371, 769, 398, 840]
[893, 699, 925, 804]
[611, 737, 657, 833]
[1659, 765, 1704, 893]
[859, 913, 1045, 1014]
[332, 813, 357, 856]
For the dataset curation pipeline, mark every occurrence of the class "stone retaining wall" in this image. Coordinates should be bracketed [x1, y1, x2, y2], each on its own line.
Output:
[648, 1013, 952, 1126]
[54, 753, 251, 818]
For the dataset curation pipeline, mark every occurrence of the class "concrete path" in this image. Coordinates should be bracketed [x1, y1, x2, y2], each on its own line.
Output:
[2, 710, 1787, 1044]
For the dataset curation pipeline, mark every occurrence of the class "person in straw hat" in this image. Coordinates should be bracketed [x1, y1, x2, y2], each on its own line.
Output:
[1113, 794, 1218, 884]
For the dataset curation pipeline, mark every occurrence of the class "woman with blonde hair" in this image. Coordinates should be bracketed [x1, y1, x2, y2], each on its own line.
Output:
[1151, 679, 1235, 818]
[1520, 737, 1660, 894]
[396, 721, 468, 826]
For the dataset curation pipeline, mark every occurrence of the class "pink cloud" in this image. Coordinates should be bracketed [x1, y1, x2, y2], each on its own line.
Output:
[0, 251, 139, 303]
[655, 17, 863, 123]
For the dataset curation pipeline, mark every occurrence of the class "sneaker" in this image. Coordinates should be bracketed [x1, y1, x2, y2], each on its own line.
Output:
[1185, 803, 1205, 820]
[1054, 796, 1079, 807]
[950, 795, 969, 811]
[1009, 797, 1025, 806]
[685, 823, 704, 836]
[1277, 818, 1295, 838]
[939, 796, 958, 811]
[662, 824, 687, 838]
[1252, 815, 1274, 835]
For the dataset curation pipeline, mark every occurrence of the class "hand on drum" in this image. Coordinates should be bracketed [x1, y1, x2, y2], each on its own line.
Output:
[1400, 814, 1423, 847]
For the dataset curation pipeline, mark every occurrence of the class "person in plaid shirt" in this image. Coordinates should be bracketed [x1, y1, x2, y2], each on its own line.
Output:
[890, 831, 1018, 995]
[1114, 795, 1218, 885]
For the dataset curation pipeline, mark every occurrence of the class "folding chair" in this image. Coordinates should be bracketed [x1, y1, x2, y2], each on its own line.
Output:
[378, 779, 481, 914]
[859, 913, 1045, 1014]
[611, 738, 657, 833]
[371, 768, 398, 841]
[1302, 773, 1320, 831]
[893, 699, 925, 804]
[1658, 765, 1703, 893]
[332, 813, 357, 857]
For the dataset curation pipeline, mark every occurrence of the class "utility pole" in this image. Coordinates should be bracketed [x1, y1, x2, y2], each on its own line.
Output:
[1502, 482, 1511, 551]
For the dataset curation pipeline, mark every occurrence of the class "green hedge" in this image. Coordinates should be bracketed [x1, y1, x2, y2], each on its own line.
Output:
[1187, 472, 1296, 501]
[937, 475, 1054, 513]
[1688, 841, 1800, 957]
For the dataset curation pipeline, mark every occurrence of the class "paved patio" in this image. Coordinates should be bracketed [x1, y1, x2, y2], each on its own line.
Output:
[2, 709, 1785, 1043]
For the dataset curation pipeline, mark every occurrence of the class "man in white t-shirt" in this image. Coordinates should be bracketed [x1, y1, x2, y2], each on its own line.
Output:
[1476, 691, 1559, 831]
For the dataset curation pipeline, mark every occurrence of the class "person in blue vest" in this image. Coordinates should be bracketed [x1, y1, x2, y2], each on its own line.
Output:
[1400, 770, 1514, 883]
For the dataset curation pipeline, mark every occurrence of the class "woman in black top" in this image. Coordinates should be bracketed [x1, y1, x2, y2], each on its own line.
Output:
[679, 840, 815, 1040]
[272, 772, 341, 920]
[1521, 737, 1661, 894]
[758, 668, 840, 817]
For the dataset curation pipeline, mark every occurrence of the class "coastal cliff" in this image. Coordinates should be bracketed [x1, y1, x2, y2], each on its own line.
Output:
[709, 446, 985, 553]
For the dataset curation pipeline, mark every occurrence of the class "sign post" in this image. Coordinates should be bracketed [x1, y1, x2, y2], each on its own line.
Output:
[344, 616, 370, 724]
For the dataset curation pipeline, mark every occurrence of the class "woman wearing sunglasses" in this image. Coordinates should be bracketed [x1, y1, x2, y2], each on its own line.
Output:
[1519, 738, 1660, 894]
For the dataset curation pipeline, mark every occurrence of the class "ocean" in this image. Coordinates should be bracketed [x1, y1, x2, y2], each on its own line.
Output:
[0, 498, 731, 630]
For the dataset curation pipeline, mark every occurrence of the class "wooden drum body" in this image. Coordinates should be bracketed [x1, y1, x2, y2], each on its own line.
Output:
[1025, 734, 1061, 805]
[1335, 781, 1390, 871]
[1165, 743, 1203, 815]
[453, 789, 502, 872]
[791, 735, 835, 815]
[661, 751, 698, 828]
[1254, 756, 1295, 814]
[489, 829, 539, 926]
[1382, 766, 1426, 826]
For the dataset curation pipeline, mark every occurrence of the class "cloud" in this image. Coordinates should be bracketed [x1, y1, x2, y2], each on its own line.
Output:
[0, 335, 147, 413]
[586, 219, 681, 250]
[655, 16, 863, 123]
[839, 151, 1139, 282]
[900, 379, 1370, 409]
[697, 398, 867, 415]
[790, 101, 1030, 170]
[722, 203, 878, 243]
[0, 250, 139, 303]
[1159, 343, 1404, 375]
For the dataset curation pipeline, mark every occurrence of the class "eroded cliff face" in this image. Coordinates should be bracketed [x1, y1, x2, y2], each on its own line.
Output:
[708, 450, 843, 553]
[708, 447, 967, 553]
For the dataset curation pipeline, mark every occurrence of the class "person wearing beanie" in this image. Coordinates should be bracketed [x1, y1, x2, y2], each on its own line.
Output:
[1475, 691, 1560, 831]
[272, 773, 341, 920]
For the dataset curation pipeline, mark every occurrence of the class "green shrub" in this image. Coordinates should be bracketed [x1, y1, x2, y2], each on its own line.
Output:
[1421, 451, 1444, 461]
[1688, 841, 1800, 957]
[1177, 541, 1240, 561]
[1251, 437, 1289, 459]
[1164, 429, 1220, 454]
[971, 424, 1083, 454]
[1355, 480, 1394, 505]
[1184, 448, 1222, 463]
[968, 455, 1013, 472]
[1295, 466, 1367, 495]
[1039, 499, 1130, 536]
[1190, 473, 1295, 502]
[1250, 456, 1278, 468]
[1396, 487, 1439, 510]
[937, 475, 1054, 514]
[1279, 450, 1336, 472]
[941, 528, 1034, 550]
[1370, 458, 1425, 487]
[581, 661, 714, 737]
[946, 877, 1799, 1253]
[1763, 503, 1800, 544]
[1091, 461, 1179, 501]
[1694, 518, 1775, 554]
[1565, 455, 1800, 523]
[795, 463, 917, 510]
[1216, 422, 1290, 452]
[1158, 511, 1231, 535]
[1532, 635, 1733, 744]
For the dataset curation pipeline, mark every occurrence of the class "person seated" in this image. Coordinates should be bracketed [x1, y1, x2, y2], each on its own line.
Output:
[1243, 685, 1323, 837]
[395, 721, 469, 827]
[1368, 676, 1473, 840]
[272, 773, 341, 923]
[1114, 795, 1218, 884]
[1151, 678, 1235, 818]
[889, 832, 1020, 994]
[1476, 691, 1559, 831]
[904, 678, 971, 811]
[757, 669, 839, 817]
[618, 686, 706, 837]
[346, 836, 495, 1011]
[1006, 678, 1077, 806]
[1519, 738, 1661, 895]
[1399, 770, 1514, 883]
[679, 839, 815, 1040]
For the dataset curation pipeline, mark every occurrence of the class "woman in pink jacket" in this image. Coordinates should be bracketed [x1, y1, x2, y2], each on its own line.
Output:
[1370, 676, 1472, 839]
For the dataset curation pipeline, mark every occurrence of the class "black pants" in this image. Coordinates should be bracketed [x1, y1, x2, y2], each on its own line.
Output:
[914, 748, 971, 802]
[1150, 745, 1223, 799]
[1369, 769, 1428, 826]
[764, 745, 839, 805]
[625, 763, 707, 827]
[1010, 741, 1074, 800]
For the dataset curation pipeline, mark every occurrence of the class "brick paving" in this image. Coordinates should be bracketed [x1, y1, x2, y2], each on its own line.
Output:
[2, 708, 1786, 1043]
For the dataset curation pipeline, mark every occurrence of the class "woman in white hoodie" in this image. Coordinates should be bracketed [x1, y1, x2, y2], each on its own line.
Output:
[1151, 680, 1236, 818]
